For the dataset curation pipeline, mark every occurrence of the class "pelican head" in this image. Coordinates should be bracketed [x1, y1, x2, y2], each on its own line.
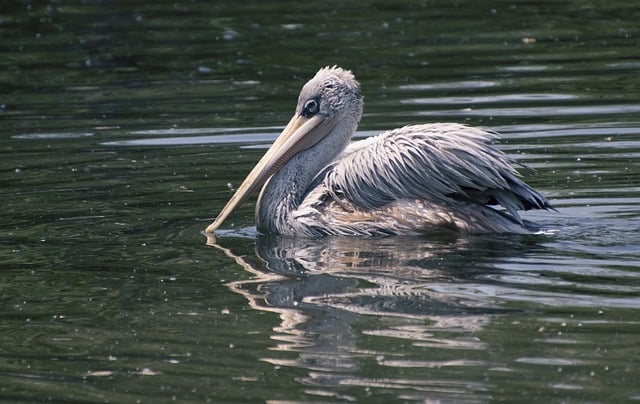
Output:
[206, 66, 363, 233]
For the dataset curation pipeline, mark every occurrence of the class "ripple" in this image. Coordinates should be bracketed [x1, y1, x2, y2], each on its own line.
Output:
[401, 93, 577, 105]
[300, 371, 492, 401]
[498, 65, 553, 72]
[379, 358, 489, 368]
[12, 132, 94, 140]
[103, 132, 276, 146]
[515, 357, 586, 366]
[397, 80, 498, 91]
[412, 104, 640, 117]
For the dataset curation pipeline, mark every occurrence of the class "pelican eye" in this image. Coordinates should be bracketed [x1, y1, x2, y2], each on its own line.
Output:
[302, 98, 320, 117]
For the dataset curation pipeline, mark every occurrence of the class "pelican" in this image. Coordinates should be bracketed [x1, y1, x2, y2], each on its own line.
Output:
[205, 66, 552, 236]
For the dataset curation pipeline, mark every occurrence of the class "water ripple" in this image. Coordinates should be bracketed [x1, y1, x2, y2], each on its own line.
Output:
[412, 104, 640, 117]
[400, 93, 578, 105]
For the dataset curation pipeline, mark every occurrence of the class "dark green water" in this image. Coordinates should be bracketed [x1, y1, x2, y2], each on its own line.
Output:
[2, 1, 640, 402]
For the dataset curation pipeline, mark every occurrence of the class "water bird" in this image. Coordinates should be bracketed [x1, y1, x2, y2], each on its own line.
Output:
[205, 66, 552, 236]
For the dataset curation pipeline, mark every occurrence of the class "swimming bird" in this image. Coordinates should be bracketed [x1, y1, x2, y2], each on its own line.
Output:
[205, 66, 552, 236]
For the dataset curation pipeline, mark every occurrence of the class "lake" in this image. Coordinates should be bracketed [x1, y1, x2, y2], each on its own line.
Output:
[1, 0, 640, 402]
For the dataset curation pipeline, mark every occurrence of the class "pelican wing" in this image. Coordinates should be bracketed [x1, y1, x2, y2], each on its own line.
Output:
[317, 123, 550, 224]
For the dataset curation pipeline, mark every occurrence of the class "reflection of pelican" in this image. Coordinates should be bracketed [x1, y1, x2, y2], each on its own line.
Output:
[205, 66, 552, 236]
[205, 233, 506, 359]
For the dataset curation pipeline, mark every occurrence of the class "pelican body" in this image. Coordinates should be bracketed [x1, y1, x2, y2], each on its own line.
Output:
[206, 66, 552, 236]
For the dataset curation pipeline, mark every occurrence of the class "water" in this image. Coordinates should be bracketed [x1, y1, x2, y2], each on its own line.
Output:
[2, 0, 640, 402]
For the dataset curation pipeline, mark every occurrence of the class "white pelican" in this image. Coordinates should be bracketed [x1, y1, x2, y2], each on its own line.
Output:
[205, 66, 552, 236]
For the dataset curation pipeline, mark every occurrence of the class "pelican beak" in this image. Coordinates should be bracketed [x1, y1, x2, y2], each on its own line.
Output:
[205, 113, 333, 233]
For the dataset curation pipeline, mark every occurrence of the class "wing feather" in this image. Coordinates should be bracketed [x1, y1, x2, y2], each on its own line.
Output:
[317, 123, 551, 223]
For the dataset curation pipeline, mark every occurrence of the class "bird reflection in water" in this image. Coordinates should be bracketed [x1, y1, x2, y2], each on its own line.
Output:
[205, 232, 539, 400]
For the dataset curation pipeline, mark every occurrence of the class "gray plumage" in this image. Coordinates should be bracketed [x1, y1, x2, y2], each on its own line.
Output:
[206, 66, 553, 236]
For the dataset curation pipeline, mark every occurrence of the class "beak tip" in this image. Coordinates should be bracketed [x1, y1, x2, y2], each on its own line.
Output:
[204, 221, 219, 234]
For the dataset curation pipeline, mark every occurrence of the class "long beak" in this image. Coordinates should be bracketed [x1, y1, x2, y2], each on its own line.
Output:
[205, 113, 333, 233]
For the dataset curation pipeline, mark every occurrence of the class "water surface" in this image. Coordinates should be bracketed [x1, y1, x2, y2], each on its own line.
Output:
[2, 1, 640, 402]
